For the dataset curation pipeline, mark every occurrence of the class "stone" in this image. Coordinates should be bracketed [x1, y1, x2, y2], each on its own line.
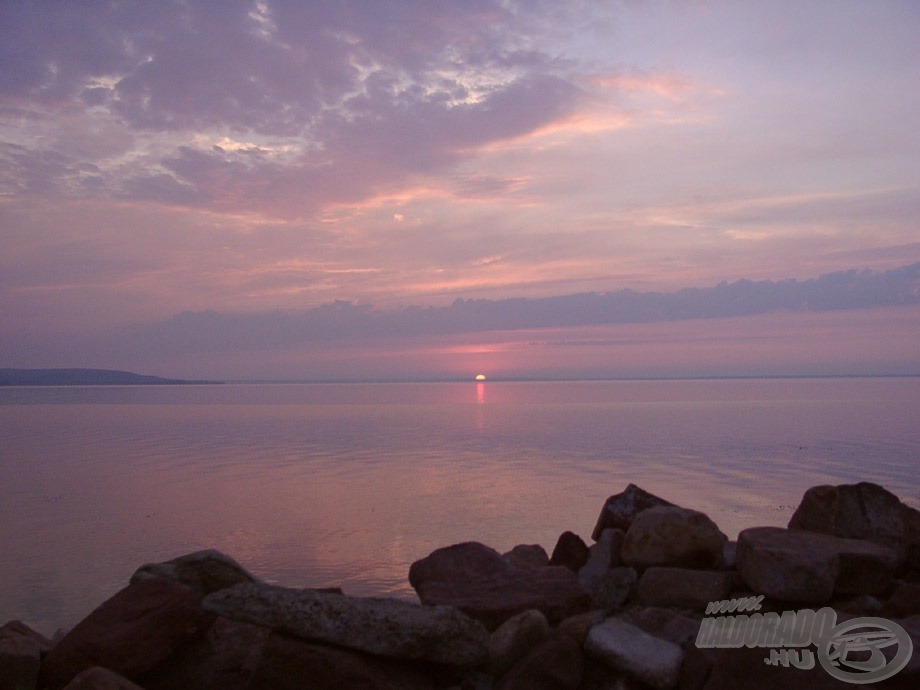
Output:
[39, 578, 214, 690]
[549, 531, 590, 573]
[0, 635, 41, 690]
[0, 619, 53, 652]
[788, 482, 920, 566]
[622, 506, 725, 570]
[617, 607, 702, 650]
[737, 526, 899, 603]
[556, 609, 606, 646]
[247, 633, 439, 690]
[592, 484, 676, 540]
[494, 635, 583, 690]
[62, 667, 146, 690]
[203, 582, 488, 666]
[130, 549, 258, 595]
[637, 567, 733, 611]
[585, 617, 683, 690]
[722, 541, 737, 569]
[410, 542, 590, 629]
[488, 609, 549, 677]
[502, 544, 549, 570]
[588, 567, 637, 612]
[578, 529, 624, 590]
[882, 581, 920, 618]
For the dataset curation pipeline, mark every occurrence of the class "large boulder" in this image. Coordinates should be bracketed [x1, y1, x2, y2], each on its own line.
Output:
[789, 482, 920, 567]
[488, 609, 549, 677]
[39, 578, 214, 690]
[637, 567, 733, 611]
[737, 526, 899, 603]
[203, 582, 488, 666]
[585, 617, 683, 690]
[622, 506, 725, 570]
[592, 484, 675, 540]
[494, 635, 584, 690]
[618, 606, 702, 650]
[549, 531, 590, 573]
[502, 544, 549, 570]
[246, 633, 440, 690]
[409, 542, 591, 629]
[131, 549, 259, 595]
[578, 528, 624, 591]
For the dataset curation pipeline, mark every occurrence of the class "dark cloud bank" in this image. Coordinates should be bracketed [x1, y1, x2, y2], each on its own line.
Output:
[122, 263, 919, 356]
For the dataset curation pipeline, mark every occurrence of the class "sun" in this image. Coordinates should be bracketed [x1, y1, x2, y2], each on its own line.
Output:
[475, 374, 487, 381]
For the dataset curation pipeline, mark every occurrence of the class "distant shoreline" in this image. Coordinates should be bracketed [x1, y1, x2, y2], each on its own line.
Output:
[0, 368, 221, 386]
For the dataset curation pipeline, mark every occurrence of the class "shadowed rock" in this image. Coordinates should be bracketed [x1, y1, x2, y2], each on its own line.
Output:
[488, 609, 549, 677]
[203, 582, 489, 666]
[622, 506, 725, 570]
[62, 666, 146, 690]
[592, 484, 676, 541]
[637, 567, 733, 611]
[502, 544, 550, 570]
[131, 549, 259, 595]
[409, 542, 591, 629]
[494, 635, 583, 690]
[585, 617, 683, 690]
[549, 531, 590, 573]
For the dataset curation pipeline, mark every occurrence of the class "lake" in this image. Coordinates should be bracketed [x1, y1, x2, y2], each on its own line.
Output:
[1, 377, 918, 635]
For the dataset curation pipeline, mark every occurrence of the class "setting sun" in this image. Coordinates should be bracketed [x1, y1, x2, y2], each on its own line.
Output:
[475, 374, 487, 381]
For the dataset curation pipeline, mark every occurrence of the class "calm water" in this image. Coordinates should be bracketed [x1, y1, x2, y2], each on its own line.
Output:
[1, 378, 918, 634]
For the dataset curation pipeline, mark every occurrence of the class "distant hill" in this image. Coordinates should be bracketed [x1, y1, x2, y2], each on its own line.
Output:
[0, 368, 218, 386]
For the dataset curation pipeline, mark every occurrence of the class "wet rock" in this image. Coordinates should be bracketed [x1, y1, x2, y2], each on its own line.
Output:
[494, 635, 583, 690]
[592, 484, 676, 541]
[0, 635, 41, 690]
[637, 567, 733, 611]
[204, 582, 489, 666]
[549, 531, 590, 573]
[579, 529, 624, 590]
[737, 526, 899, 603]
[585, 617, 683, 690]
[622, 506, 724, 570]
[61, 667, 146, 690]
[788, 482, 920, 567]
[247, 633, 440, 690]
[488, 609, 549, 677]
[502, 544, 549, 570]
[130, 549, 259, 595]
[410, 542, 590, 629]
[39, 578, 214, 690]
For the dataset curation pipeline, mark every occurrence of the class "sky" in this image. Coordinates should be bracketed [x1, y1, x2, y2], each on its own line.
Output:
[1, 0, 918, 381]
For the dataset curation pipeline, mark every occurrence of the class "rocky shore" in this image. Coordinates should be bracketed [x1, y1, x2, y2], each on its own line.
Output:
[2, 481, 918, 689]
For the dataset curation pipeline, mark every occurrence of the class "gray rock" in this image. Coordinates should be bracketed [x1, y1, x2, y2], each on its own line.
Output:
[636, 567, 733, 611]
[131, 549, 258, 595]
[579, 529, 624, 591]
[622, 506, 724, 570]
[592, 484, 676, 541]
[737, 526, 899, 603]
[488, 609, 549, 677]
[203, 582, 489, 666]
[0, 635, 41, 690]
[789, 482, 920, 567]
[585, 618, 683, 690]
[502, 544, 549, 570]
[62, 667, 146, 690]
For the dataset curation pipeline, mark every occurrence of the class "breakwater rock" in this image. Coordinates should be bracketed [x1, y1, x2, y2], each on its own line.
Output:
[3, 481, 919, 690]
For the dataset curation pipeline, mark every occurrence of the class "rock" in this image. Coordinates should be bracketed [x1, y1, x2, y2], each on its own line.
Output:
[585, 617, 683, 690]
[39, 578, 214, 690]
[203, 582, 488, 666]
[0, 619, 53, 652]
[617, 607, 702, 650]
[737, 526, 899, 603]
[488, 609, 549, 677]
[622, 506, 725, 570]
[410, 543, 590, 629]
[495, 635, 583, 690]
[788, 482, 920, 567]
[722, 541, 737, 569]
[247, 633, 440, 690]
[578, 529, 624, 590]
[587, 567, 637, 612]
[131, 549, 259, 595]
[556, 609, 606, 646]
[549, 532, 590, 573]
[882, 581, 920, 617]
[502, 544, 549, 570]
[0, 635, 41, 690]
[636, 567, 733, 611]
[592, 484, 675, 541]
[61, 667, 146, 690]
